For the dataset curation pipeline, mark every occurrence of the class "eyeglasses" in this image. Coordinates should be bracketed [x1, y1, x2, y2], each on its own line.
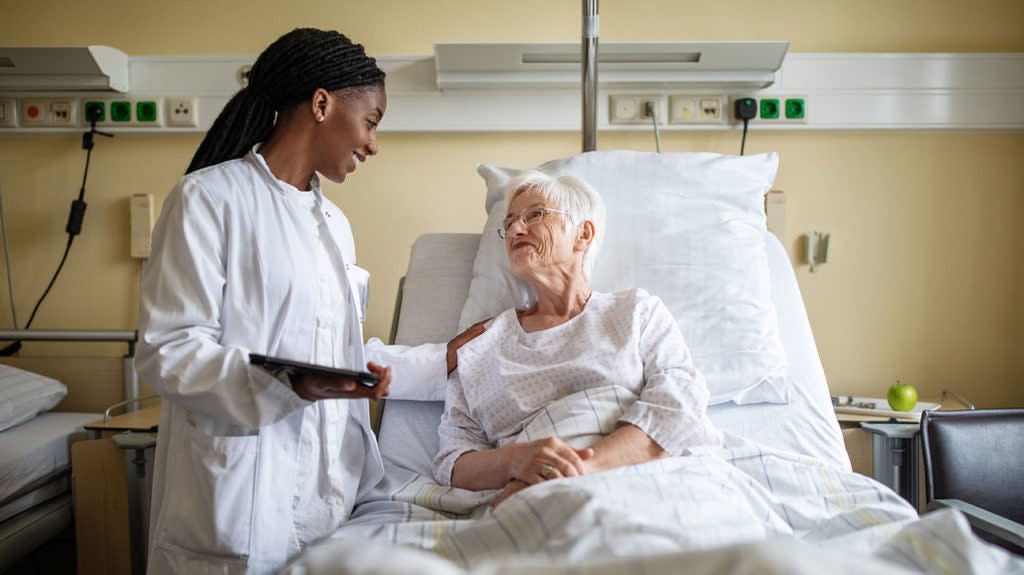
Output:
[498, 206, 572, 239]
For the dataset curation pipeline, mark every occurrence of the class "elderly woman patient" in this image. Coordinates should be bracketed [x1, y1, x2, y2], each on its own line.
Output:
[433, 171, 722, 506]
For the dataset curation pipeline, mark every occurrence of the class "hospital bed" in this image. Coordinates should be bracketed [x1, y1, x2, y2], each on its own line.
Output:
[280, 150, 1023, 574]
[0, 330, 137, 572]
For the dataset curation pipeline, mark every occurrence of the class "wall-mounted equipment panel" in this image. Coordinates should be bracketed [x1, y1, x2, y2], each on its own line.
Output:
[0, 51, 1021, 132]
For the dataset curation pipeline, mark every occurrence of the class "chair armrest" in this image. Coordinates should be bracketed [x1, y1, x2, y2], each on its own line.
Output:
[928, 499, 1024, 550]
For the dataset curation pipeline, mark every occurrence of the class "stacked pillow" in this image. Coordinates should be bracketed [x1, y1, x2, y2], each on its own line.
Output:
[0, 364, 67, 431]
[458, 151, 789, 405]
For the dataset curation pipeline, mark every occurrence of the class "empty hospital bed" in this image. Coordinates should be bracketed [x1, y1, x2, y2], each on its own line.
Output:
[0, 330, 137, 573]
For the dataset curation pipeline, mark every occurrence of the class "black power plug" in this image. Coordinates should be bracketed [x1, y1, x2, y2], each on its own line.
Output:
[734, 98, 757, 155]
[734, 98, 757, 121]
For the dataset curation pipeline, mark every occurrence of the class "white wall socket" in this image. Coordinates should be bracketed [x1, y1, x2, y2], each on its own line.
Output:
[165, 98, 198, 127]
[669, 95, 725, 124]
[609, 95, 665, 124]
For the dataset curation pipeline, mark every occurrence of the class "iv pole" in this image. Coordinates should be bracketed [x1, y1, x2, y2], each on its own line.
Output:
[582, 0, 598, 152]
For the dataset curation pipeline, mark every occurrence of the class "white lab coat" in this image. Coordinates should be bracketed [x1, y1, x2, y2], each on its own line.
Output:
[137, 149, 445, 575]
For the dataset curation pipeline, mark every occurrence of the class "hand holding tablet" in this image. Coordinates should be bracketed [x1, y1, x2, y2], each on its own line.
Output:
[251, 353, 390, 401]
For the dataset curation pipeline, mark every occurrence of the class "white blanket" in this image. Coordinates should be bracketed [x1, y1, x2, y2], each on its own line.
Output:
[283, 389, 1023, 574]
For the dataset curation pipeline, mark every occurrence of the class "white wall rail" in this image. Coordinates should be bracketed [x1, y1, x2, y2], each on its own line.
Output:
[0, 50, 1021, 133]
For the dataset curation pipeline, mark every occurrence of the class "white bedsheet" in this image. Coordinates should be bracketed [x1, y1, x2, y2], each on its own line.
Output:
[280, 232, 1024, 573]
[0, 412, 97, 502]
[284, 430, 1022, 574]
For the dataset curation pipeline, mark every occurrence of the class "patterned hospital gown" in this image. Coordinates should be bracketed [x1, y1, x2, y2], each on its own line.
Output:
[434, 288, 723, 484]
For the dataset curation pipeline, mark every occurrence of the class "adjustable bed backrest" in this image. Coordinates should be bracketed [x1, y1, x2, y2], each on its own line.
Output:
[392, 233, 481, 347]
[376, 234, 480, 453]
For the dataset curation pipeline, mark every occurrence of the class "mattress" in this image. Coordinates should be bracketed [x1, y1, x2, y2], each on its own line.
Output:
[0, 412, 98, 504]
[378, 231, 849, 478]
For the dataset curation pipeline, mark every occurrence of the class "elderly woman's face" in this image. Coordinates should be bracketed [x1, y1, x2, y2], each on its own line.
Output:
[504, 188, 577, 278]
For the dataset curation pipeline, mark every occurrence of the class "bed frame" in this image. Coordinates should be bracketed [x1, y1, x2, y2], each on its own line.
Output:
[0, 329, 137, 573]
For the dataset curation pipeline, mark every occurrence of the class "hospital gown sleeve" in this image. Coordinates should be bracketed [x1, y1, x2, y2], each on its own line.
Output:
[433, 369, 492, 485]
[136, 178, 309, 431]
[364, 339, 447, 401]
[618, 293, 723, 456]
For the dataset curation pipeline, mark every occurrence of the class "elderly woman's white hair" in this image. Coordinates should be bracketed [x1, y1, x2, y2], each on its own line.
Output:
[503, 170, 607, 279]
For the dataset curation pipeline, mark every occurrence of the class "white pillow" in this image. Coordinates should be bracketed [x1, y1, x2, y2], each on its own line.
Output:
[0, 363, 67, 431]
[459, 150, 789, 405]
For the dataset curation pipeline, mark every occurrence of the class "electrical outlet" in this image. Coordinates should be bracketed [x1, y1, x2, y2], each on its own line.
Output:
[110, 100, 132, 122]
[84, 101, 105, 123]
[609, 95, 665, 124]
[165, 98, 198, 127]
[136, 101, 159, 123]
[0, 98, 16, 128]
[81, 98, 165, 127]
[19, 98, 79, 127]
[731, 95, 808, 124]
[760, 98, 780, 119]
[669, 95, 725, 125]
[784, 97, 806, 120]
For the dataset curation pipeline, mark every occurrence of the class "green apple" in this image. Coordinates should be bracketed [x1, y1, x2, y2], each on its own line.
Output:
[887, 380, 918, 411]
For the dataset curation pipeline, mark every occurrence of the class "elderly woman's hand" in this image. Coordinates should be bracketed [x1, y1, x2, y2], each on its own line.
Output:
[506, 436, 594, 485]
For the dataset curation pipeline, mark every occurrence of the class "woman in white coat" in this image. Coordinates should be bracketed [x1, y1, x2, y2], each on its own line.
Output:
[137, 28, 477, 574]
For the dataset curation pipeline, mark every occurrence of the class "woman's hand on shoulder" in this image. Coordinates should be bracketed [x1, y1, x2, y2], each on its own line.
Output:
[446, 319, 488, 374]
[291, 362, 391, 401]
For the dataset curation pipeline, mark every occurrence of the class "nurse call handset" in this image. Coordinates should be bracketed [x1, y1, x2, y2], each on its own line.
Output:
[249, 353, 379, 387]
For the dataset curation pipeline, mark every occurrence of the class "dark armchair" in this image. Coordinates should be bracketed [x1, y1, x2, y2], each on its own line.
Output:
[921, 409, 1024, 555]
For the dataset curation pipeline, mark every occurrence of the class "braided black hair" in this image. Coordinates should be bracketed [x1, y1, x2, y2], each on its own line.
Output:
[186, 28, 385, 174]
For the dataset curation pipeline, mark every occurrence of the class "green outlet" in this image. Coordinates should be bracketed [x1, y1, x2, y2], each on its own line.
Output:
[785, 98, 806, 119]
[84, 101, 105, 123]
[760, 98, 780, 119]
[110, 101, 131, 122]
[136, 101, 158, 122]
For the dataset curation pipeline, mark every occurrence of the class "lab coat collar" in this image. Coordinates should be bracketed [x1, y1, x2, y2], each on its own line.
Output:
[246, 144, 324, 205]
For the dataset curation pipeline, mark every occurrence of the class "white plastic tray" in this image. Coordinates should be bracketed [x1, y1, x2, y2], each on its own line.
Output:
[833, 396, 940, 422]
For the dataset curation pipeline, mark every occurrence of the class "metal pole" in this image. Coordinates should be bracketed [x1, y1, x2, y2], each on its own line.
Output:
[0, 185, 18, 329]
[0, 329, 141, 410]
[0, 329, 137, 342]
[582, 0, 599, 152]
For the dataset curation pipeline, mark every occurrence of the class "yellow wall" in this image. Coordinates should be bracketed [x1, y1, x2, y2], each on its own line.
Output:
[1, 1, 1022, 407]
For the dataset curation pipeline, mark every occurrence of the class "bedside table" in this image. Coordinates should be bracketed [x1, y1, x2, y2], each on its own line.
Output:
[860, 422, 921, 509]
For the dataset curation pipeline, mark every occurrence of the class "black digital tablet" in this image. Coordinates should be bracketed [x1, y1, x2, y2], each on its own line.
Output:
[249, 353, 379, 387]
